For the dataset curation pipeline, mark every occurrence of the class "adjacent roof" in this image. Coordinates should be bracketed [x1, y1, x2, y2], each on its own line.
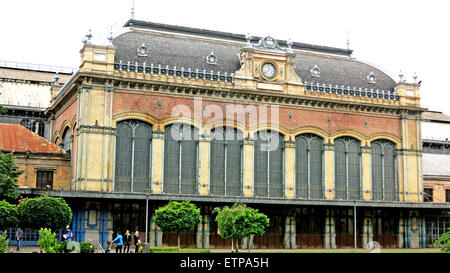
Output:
[422, 111, 450, 123]
[113, 19, 397, 92]
[423, 153, 450, 178]
[0, 81, 51, 108]
[0, 123, 65, 154]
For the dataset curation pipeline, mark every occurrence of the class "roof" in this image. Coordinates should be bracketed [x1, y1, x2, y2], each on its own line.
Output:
[422, 153, 450, 178]
[113, 20, 397, 92]
[0, 67, 72, 83]
[0, 123, 65, 154]
[422, 111, 450, 123]
[0, 81, 51, 108]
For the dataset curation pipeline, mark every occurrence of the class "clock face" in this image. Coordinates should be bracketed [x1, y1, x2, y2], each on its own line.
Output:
[262, 63, 276, 79]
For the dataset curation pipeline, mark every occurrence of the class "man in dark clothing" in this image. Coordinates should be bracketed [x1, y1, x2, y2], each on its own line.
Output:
[16, 228, 23, 252]
[124, 230, 132, 253]
[133, 231, 140, 253]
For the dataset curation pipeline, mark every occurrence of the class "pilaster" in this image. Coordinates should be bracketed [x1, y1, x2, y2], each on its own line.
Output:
[324, 143, 335, 200]
[243, 138, 254, 197]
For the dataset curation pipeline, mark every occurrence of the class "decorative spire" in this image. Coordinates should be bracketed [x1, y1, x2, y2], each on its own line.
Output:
[245, 33, 252, 48]
[52, 72, 60, 86]
[131, 0, 135, 19]
[286, 38, 293, 53]
[398, 70, 405, 83]
[346, 30, 350, 50]
[412, 72, 418, 83]
[107, 26, 113, 45]
[83, 29, 93, 44]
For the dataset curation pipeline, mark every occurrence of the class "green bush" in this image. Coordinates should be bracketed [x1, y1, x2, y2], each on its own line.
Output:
[0, 234, 8, 253]
[37, 228, 59, 253]
[80, 242, 95, 253]
[18, 196, 72, 231]
[434, 227, 450, 253]
[0, 200, 18, 230]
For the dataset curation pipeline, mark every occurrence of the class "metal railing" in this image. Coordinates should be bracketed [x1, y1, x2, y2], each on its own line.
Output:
[0, 228, 63, 246]
[0, 60, 75, 74]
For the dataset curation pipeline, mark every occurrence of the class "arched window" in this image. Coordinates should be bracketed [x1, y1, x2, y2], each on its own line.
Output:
[210, 127, 243, 196]
[295, 134, 323, 199]
[62, 127, 72, 152]
[371, 140, 397, 201]
[254, 131, 284, 198]
[334, 137, 361, 200]
[115, 120, 152, 192]
[164, 123, 199, 195]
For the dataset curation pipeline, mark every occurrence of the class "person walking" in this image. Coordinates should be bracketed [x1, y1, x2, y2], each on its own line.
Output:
[124, 230, 132, 253]
[16, 228, 23, 252]
[111, 231, 123, 253]
[133, 231, 140, 253]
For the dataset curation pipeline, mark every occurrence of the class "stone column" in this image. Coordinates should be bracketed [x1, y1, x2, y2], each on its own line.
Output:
[196, 214, 210, 249]
[284, 140, 296, 198]
[324, 142, 335, 200]
[324, 209, 336, 249]
[283, 216, 297, 249]
[151, 130, 165, 194]
[398, 211, 406, 248]
[198, 135, 210, 195]
[241, 235, 254, 250]
[362, 210, 373, 248]
[149, 212, 163, 247]
[361, 145, 372, 201]
[409, 211, 420, 248]
[243, 137, 254, 197]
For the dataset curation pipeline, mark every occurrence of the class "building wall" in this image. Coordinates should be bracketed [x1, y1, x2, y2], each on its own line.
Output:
[424, 178, 450, 203]
[14, 154, 71, 190]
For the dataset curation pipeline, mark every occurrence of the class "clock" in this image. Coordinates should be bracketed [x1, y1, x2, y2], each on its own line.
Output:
[261, 63, 276, 79]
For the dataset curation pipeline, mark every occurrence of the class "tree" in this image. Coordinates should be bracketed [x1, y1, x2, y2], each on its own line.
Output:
[434, 227, 450, 253]
[18, 196, 72, 231]
[213, 203, 247, 252]
[153, 200, 201, 253]
[232, 207, 269, 252]
[37, 228, 59, 253]
[0, 151, 24, 202]
[0, 200, 19, 231]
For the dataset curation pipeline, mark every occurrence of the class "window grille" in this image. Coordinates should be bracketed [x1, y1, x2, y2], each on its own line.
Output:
[114, 120, 152, 192]
[334, 137, 361, 200]
[36, 170, 53, 189]
[295, 134, 324, 199]
[254, 131, 284, 198]
[210, 127, 243, 196]
[163, 123, 198, 195]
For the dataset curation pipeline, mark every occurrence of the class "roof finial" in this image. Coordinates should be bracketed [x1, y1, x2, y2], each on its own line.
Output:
[83, 29, 93, 44]
[412, 72, 418, 83]
[399, 70, 405, 83]
[245, 33, 252, 48]
[346, 30, 350, 50]
[107, 26, 113, 45]
[131, 0, 135, 19]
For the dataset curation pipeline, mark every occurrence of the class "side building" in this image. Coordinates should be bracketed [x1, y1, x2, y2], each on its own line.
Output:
[18, 19, 450, 249]
[421, 111, 450, 247]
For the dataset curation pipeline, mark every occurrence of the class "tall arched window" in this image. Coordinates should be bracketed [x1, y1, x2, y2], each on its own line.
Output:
[164, 123, 199, 195]
[254, 131, 284, 198]
[115, 120, 152, 192]
[62, 127, 72, 152]
[334, 137, 361, 200]
[371, 140, 397, 201]
[295, 134, 323, 199]
[210, 127, 243, 196]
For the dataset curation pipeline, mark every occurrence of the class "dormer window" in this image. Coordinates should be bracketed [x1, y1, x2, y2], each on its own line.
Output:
[367, 72, 376, 84]
[206, 52, 217, 65]
[137, 43, 149, 57]
[310, 65, 320, 78]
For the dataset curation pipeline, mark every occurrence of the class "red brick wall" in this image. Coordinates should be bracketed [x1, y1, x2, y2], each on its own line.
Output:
[113, 92, 401, 137]
[54, 98, 78, 137]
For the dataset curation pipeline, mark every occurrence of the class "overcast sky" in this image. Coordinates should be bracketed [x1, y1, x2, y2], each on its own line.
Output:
[1, 0, 449, 114]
